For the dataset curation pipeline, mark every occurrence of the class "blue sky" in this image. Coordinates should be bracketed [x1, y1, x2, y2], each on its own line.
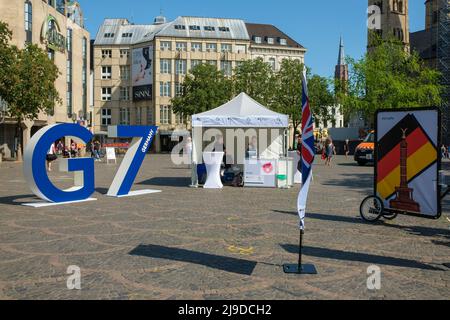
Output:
[78, 0, 425, 78]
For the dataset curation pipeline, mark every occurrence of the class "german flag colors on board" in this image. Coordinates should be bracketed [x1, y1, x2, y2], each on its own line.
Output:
[376, 114, 438, 200]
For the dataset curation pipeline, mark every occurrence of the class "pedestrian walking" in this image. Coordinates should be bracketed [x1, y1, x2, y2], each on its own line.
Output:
[324, 137, 336, 166]
[46, 143, 57, 172]
[344, 139, 350, 158]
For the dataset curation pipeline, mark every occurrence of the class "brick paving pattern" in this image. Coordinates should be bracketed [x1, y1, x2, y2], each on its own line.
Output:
[0, 155, 448, 299]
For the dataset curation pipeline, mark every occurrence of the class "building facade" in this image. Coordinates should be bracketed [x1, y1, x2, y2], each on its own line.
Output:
[0, 0, 90, 159]
[93, 17, 306, 152]
[368, 0, 410, 51]
[245, 23, 306, 71]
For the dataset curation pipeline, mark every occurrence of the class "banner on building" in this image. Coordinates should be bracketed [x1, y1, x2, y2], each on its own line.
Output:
[375, 108, 441, 218]
[132, 46, 153, 101]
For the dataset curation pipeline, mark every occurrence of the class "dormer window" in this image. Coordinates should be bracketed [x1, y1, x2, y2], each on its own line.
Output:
[279, 38, 287, 45]
[189, 25, 201, 31]
[254, 36, 262, 44]
[104, 33, 115, 38]
[267, 37, 274, 44]
[121, 33, 133, 38]
[218, 27, 230, 32]
[204, 26, 215, 31]
[174, 25, 186, 30]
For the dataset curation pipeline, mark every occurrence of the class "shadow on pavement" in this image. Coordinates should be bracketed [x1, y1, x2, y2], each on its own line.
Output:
[273, 210, 368, 225]
[321, 173, 373, 191]
[138, 177, 191, 188]
[280, 244, 445, 271]
[273, 210, 450, 239]
[0, 194, 40, 206]
[129, 244, 257, 276]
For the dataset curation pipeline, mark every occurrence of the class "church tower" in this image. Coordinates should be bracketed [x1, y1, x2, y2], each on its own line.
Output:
[335, 36, 348, 93]
[368, 0, 410, 51]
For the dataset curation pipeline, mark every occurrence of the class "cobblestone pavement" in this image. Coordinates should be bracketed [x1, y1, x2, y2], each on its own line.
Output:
[0, 155, 448, 300]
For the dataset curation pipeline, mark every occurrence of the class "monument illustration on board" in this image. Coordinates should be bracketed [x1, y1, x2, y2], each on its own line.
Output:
[389, 128, 421, 212]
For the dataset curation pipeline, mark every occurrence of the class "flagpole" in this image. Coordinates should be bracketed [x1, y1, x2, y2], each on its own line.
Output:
[282, 66, 317, 275]
[298, 229, 304, 271]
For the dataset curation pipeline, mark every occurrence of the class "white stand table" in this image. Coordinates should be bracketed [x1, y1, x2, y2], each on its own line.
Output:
[203, 152, 224, 189]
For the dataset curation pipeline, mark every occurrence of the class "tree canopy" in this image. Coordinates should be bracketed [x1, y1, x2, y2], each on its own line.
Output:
[171, 63, 232, 117]
[339, 35, 442, 126]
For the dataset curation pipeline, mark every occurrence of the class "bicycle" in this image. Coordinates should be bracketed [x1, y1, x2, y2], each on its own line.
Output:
[360, 183, 449, 222]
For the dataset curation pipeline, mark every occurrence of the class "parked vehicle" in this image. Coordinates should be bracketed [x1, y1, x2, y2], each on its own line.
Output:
[354, 131, 375, 166]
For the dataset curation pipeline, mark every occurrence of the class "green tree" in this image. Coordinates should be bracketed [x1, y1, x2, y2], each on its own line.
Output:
[272, 59, 304, 146]
[171, 63, 233, 117]
[339, 35, 442, 127]
[0, 21, 61, 160]
[233, 58, 275, 106]
[308, 75, 335, 127]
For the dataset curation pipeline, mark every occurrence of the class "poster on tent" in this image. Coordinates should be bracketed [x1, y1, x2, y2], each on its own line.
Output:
[375, 108, 441, 218]
[132, 46, 153, 101]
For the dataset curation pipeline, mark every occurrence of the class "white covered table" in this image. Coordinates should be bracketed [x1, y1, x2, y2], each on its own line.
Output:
[203, 152, 224, 189]
[288, 151, 302, 184]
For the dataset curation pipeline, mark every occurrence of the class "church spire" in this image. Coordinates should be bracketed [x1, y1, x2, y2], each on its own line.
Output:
[337, 36, 345, 66]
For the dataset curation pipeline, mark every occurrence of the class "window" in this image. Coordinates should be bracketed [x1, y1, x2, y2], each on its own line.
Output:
[24, 1, 32, 43]
[175, 82, 184, 97]
[101, 108, 112, 126]
[218, 27, 230, 32]
[104, 33, 115, 38]
[204, 26, 215, 31]
[120, 87, 130, 101]
[191, 42, 202, 52]
[189, 25, 201, 31]
[160, 105, 171, 124]
[176, 42, 187, 52]
[48, 49, 55, 61]
[160, 82, 171, 97]
[160, 41, 172, 51]
[160, 59, 172, 74]
[120, 49, 129, 59]
[48, 0, 55, 8]
[220, 61, 232, 77]
[147, 107, 154, 124]
[66, 28, 72, 52]
[175, 113, 184, 124]
[267, 37, 274, 44]
[121, 32, 133, 38]
[101, 66, 112, 79]
[279, 38, 287, 46]
[174, 24, 186, 30]
[235, 44, 246, 54]
[268, 58, 276, 70]
[136, 107, 143, 125]
[101, 87, 112, 101]
[120, 66, 130, 80]
[221, 44, 232, 53]
[191, 60, 202, 69]
[82, 37, 87, 118]
[175, 60, 187, 75]
[119, 107, 130, 125]
[254, 36, 262, 44]
[207, 60, 217, 68]
[102, 49, 112, 58]
[206, 43, 217, 52]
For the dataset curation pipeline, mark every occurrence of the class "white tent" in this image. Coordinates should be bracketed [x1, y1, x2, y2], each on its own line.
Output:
[192, 92, 289, 128]
[191, 92, 289, 168]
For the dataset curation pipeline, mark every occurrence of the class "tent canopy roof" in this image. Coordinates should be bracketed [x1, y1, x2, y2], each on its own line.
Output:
[191, 92, 289, 128]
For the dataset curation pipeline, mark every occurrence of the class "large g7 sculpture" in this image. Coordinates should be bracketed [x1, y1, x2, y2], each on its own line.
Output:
[23, 124, 158, 205]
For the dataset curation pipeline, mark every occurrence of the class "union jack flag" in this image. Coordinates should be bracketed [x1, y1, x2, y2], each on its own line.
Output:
[301, 69, 315, 184]
[297, 67, 314, 230]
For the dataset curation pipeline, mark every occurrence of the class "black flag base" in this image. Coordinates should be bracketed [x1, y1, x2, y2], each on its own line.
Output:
[283, 229, 318, 275]
[283, 263, 317, 274]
